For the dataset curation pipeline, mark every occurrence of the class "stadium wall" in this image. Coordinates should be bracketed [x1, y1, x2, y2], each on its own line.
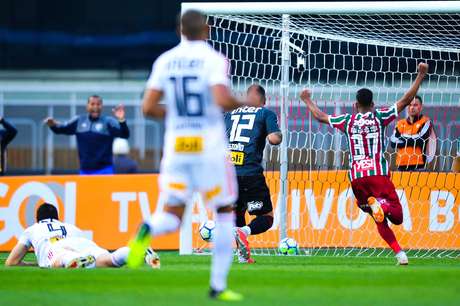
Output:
[0, 172, 458, 251]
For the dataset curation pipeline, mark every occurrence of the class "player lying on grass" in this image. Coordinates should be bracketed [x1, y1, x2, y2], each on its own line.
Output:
[300, 62, 429, 265]
[225, 84, 282, 263]
[5, 203, 159, 269]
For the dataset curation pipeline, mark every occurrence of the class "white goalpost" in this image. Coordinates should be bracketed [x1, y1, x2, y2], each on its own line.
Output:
[179, 1, 460, 257]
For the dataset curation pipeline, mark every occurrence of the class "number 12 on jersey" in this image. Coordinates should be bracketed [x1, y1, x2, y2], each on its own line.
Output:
[229, 114, 255, 143]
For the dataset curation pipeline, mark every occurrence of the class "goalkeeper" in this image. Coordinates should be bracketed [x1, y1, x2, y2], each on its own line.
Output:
[224, 84, 282, 263]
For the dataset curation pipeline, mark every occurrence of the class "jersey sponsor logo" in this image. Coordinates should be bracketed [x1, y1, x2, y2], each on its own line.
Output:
[353, 118, 376, 127]
[247, 201, 263, 212]
[231, 106, 262, 114]
[228, 143, 245, 152]
[174, 136, 203, 153]
[49, 236, 64, 243]
[230, 151, 245, 165]
[355, 157, 375, 172]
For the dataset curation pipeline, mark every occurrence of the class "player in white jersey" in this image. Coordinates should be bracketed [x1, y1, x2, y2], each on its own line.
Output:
[127, 10, 255, 302]
[5, 203, 159, 269]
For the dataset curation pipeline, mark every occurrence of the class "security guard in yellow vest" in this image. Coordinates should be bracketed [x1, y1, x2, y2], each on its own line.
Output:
[390, 95, 433, 171]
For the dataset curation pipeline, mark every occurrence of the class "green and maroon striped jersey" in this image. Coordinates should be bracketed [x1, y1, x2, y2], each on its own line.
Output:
[328, 104, 398, 181]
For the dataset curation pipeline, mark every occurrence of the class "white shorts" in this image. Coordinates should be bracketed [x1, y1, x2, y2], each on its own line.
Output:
[49, 237, 109, 266]
[159, 153, 237, 208]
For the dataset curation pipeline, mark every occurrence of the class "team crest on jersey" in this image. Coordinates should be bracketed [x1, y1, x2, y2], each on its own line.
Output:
[355, 157, 375, 172]
[95, 123, 103, 131]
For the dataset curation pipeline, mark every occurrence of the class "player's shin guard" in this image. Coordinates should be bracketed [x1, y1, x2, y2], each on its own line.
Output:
[111, 246, 130, 267]
[210, 212, 234, 292]
[248, 215, 273, 235]
[376, 220, 402, 254]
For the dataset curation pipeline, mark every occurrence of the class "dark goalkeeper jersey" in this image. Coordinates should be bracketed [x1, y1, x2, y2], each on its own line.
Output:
[225, 106, 280, 176]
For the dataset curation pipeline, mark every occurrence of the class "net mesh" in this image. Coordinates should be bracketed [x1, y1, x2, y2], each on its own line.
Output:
[192, 12, 460, 257]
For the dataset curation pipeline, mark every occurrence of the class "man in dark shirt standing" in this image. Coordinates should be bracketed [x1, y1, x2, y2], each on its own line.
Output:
[45, 95, 130, 175]
[0, 117, 18, 175]
[225, 84, 282, 263]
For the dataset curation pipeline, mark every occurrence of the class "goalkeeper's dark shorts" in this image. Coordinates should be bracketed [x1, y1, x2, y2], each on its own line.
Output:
[234, 174, 273, 216]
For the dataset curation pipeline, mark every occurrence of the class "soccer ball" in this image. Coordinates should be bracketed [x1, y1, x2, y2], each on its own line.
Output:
[199, 220, 215, 242]
[278, 238, 299, 255]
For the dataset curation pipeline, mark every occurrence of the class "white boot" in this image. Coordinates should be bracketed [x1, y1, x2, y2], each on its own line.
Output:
[395, 251, 408, 265]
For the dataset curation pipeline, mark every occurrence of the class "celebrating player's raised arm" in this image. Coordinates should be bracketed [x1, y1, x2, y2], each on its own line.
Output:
[299, 88, 329, 124]
[396, 62, 429, 114]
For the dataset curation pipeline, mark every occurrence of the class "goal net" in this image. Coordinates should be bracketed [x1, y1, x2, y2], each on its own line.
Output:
[183, 1, 460, 258]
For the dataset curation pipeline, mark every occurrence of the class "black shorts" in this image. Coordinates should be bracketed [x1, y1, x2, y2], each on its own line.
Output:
[235, 174, 273, 216]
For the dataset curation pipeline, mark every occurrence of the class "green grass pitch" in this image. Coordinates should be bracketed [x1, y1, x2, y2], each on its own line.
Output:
[1, 252, 459, 306]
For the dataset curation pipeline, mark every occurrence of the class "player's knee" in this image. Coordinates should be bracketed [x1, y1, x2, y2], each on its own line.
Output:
[263, 213, 274, 228]
[50, 258, 63, 268]
[390, 216, 403, 225]
[391, 204, 404, 225]
[164, 205, 185, 221]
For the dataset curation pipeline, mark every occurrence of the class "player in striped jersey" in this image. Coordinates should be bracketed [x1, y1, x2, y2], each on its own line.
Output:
[300, 62, 428, 265]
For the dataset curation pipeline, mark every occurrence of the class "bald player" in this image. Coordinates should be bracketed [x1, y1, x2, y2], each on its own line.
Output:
[127, 10, 257, 301]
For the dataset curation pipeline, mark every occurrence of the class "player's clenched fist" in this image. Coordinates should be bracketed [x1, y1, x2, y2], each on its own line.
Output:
[418, 62, 428, 75]
[44, 117, 58, 127]
[299, 88, 312, 103]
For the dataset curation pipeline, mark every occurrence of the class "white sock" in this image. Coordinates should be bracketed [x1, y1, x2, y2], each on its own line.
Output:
[111, 247, 130, 267]
[241, 226, 251, 236]
[147, 211, 181, 237]
[210, 212, 234, 292]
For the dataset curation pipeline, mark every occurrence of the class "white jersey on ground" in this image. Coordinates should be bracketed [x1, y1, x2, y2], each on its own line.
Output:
[18, 218, 84, 267]
[145, 39, 237, 207]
